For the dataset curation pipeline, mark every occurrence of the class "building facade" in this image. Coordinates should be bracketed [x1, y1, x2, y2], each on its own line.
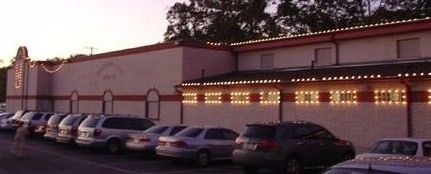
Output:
[6, 18, 431, 150]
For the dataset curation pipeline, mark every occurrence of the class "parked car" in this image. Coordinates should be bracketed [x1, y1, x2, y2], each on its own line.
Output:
[233, 121, 355, 174]
[356, 138, 431, 158]
[156, 126, 239, 166]
[324, 155, 431, 174]
[56, 114, 88, 144]
[19, 111, 54, 135]
[126, 125, 187, 153]
[0, 110, 27, 130]
[0, 112, 13, 121]
[75, 115, 155, 153]
[42, 113, 68, 140]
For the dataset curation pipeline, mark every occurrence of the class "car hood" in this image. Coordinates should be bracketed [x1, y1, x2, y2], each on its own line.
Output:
[333, 155, 431, 174]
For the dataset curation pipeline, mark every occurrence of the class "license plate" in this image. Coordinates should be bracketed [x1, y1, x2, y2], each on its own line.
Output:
[81, 132, 88, 137]
[242, 143, 257, 150]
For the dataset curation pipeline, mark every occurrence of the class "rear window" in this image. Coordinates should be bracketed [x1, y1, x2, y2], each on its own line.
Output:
[81, 116, 101, 127]
[423, 142, 431, 157]
[47, 114, 66, 125]
[176, 128, 203, 138]
[242, 125, 276, 138]
[61, 115, 79, 126]
[145, 126, 168, 134]
[169, 126, 187, 135]
[371, 140, 418, 156]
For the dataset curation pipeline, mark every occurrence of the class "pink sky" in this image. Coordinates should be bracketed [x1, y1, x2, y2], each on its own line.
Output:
[0, 0, 185, 66]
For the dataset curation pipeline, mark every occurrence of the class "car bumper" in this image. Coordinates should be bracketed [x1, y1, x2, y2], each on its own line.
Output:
[126, 142, 156, 152]
[55, 135, 75, 144]
[156, 146, 198, 159]
[233, 150, 284, 168]
[44, 132, 58, 140]
[75, 137, 105, 147]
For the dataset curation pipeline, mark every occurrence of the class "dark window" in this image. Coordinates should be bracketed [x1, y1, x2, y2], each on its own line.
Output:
[222, 129, 239, 140]
[294, 125, 314, 139]
[176, 128, 203, 138]
[102, 118, 123, 129]
[48, 114, 66, 125]
[169, 126, 187, 136]
[145, 126, 168, 134]
[141, 119, 155, 130]
[371, 141, 418, 156]
[76, 116, 87, 125]
[127, 118, 146, 130]
[81, 116, 101, 128]
[311, 129, 335, 140]
[423, 142, 431, 157]
[45, 114, 54, 121]
[242, 125, 276, 138]
[205, 129, 225, 140]
[32, 113, 43, 120]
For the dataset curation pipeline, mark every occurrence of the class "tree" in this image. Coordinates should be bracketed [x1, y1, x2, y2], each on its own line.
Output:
[164, 0, 279, 43]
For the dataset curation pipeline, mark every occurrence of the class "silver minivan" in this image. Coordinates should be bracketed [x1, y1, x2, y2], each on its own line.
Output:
[56, 114, 88, 144]
[156, 126, 239, 166]
[76, 115, 155, 153]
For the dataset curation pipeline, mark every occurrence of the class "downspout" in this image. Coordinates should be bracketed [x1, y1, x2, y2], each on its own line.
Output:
[174, 85, 184, 124]
[401, 80, 412, 137]
[275, 84, 284, 122]
[331, 34, 340, 66]
[25, 61, 30, 110]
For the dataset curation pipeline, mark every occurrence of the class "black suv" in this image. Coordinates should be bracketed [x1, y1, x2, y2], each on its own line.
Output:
[233, 121, 355, 174]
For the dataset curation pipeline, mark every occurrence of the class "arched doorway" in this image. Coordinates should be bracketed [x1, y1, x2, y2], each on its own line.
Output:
[70, 91, 79, 113]
[102, 90, 113, 114]
[146, 89, 160, 120]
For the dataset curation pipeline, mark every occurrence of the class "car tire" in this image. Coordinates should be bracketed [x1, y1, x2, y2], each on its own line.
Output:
[242, 165, 259, 174]
[282, 157, 301, 174]
[106, 139, 121, 154]
[196, 150, 211, 167]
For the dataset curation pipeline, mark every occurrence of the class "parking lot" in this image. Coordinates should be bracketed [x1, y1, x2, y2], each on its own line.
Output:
[0, 131, 244, 174]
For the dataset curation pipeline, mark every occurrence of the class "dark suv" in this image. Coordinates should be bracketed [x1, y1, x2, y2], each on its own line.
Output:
[233, 121, 355, 174]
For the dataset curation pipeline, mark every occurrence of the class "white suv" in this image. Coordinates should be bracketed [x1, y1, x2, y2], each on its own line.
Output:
[76, 115, 155, 153]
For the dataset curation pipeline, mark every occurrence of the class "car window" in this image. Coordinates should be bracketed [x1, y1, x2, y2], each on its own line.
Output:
[222, 129, 238, 140]
[205, 129, 225, 140]
[145, 126, 168, 134]
[81, 116, 101, 128]
[141, 119, 155, 130]
[294, 125, 314, 139]
[423, 141, 431, 156]
[371, 141, 418, 156]
[242, 125, 276, 138]
[311, 129, 335, 140]
[102, 117, 122, 129]
[176, 128, 203, 138]
[32, 113, 43, 120]
[169, 126, 187, 136]
[127, 118, 146, 130]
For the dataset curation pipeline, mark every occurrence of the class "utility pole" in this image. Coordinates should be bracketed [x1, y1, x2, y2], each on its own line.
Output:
[85, 46, 98, 56]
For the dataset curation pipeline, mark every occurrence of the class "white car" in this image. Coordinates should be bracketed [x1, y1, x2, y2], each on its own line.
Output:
[357, 138, 431, 158]
[324, 155, 431, 174]
[0, 112, 13, 129]
[126, 125, 187, 153]
[0, 110, 27, 130]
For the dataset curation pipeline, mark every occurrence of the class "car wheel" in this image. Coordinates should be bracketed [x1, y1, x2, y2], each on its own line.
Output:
[106, 139, 121, 154]
[283, 158, 301, 174]
[197, 150, 211, 167]
[242, 165, 259, 174]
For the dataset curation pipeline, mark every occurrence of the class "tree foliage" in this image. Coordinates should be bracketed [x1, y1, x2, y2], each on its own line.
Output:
[165, 0, 431, 42]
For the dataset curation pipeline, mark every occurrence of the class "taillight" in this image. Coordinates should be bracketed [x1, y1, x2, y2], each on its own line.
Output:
[94, 129, 102, 137]
[259, 139, 280, 150]
[158, 140, 166, 146]
[139, 138, 151, 142]
[170, 140, 187, 148]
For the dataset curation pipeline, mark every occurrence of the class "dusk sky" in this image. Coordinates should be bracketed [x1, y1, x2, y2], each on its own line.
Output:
[0, 0, 185, 66]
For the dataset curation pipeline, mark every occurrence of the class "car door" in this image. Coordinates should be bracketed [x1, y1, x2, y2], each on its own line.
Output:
[292, 125, 326, 168]
[204, 129, 226, 158]
[308, 126, 340, 166]
[221, 129, 239, 158]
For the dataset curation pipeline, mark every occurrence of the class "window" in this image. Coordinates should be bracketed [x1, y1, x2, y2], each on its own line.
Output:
[182, 93, 197, 104]
[32, 113, 43, 120]
[371, 141, 418, 156]
[230, 92, 250, 104]
[295, 91, 319, 104]
[222, 129, 239, 140]
[146, 126, 168, 134]
[260, 91, 280, 104]
[315, 48, 332, 66]
[102, 91, 113, 114]
[125, 118, 148, 130]
[374, 89, 406, 104]
[398, 38, 420, 59]
[81, 116, 101, 128]
[176, 128, 203, 138]
[146, 89, 160, 120]
[423, 142, 431, 156]
[102, 117, 123, 129]
[169, 126, 187, 136]
[294, 125, 314, 139]
[260, 54, 274, 69]
[330, 90, 357, 104]
[205, 129, 225, 140]
[205, 93, 222, 104]
[243, 125, 276, 139]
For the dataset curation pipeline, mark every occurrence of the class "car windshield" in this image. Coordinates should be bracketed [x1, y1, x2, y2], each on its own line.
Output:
[80, 116, 101, 127]
[61, 115, 79, 126]
[242, 125, 276, 138]
[371, 140, 418, 156]
[145, 126, 168, 134]
[47, 114, 66, 125]
[176, 128, 203, 138]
